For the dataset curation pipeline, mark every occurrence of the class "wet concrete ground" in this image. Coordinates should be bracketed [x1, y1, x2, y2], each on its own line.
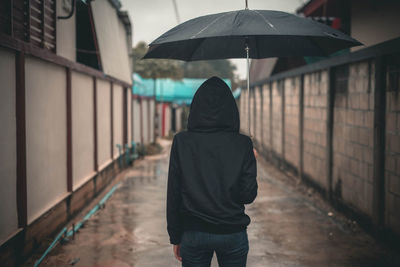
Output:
[26, 139, 399, 267]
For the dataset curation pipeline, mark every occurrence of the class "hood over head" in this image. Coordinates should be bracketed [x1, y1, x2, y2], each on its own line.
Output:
[187, 76, 240, 132]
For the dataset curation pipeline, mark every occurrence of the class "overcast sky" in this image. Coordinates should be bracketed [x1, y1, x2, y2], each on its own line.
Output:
[120, 0, 305, 79]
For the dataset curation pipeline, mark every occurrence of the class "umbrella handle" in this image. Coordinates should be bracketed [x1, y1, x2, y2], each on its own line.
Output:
[246, 42, 252, 139]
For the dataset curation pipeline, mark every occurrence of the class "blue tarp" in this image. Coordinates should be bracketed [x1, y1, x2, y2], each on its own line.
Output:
[132, 73, 240, 105]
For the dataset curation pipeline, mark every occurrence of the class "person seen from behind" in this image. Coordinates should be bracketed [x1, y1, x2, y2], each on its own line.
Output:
[167, 76, 258, 267]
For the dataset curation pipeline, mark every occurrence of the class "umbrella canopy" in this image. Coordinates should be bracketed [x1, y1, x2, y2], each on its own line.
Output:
[144, 9, 361, 61]
[143, 6, 362, 137]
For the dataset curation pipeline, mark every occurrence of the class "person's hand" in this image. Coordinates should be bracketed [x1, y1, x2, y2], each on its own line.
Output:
[173, 244, 182, 262]
[253, 148, 258, 159]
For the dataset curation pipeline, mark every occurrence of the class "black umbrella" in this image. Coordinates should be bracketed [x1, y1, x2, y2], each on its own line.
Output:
[144, 1, 362, 136]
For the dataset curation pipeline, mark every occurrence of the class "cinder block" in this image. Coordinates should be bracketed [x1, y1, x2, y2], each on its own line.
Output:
[351, 94, 360, 109]
[335, 95, 346, 108]
[359, 94, 370, 110]
[390, 93, 400, 112]
[347, 110, 355, 125]
[385, 154, 396, 175]
[388, 213, 400, 236]
[369, 94, 375, 110]
[390, 134, 400, 153]
[350, 158, 361, 176]
[354, 144, 364, 161]
[397, 113, 400, 130]
[389, 173, 400, 196]
[386, 113, 397, 132]
[363, 181, 373, 216]
[358, 128, 370, 146]
[359, 162, 369, 180]
[386, 191, 400, 216]
[367, 164, 374, 182]
[355, 111, 365, 127]
[397, 157, 400, 174]
[363, 147, 374, 164]
[364, 111, 374, 128]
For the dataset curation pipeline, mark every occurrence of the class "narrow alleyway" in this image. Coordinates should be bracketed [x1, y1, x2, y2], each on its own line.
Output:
[26, 139, 399, 267]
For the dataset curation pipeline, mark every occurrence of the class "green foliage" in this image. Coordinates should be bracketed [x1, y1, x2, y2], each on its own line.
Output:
[183, 60, 236, 80]
[133, 41, 183, 80]
[133, 41, 237, 81]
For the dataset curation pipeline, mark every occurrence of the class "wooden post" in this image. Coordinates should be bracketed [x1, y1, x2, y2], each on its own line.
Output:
[139, 98, 144, 144]
[16, 51, 27, 227]
[253, 87, 256, 142]
[281, 80, 285, 166]
[66, 68, 73, 191]
[110, 82, 114, 159]
[326, 68, 335, 200]
[93, 77, 98, 172]
[372, 56, 386, 228]
[299, 74, 305, 182]
[147, 99, 151, 143]
[123, 88, 128, 148]
[131, 95, 134, 143]
[269, 82, 273, 153]
[130, 92, 133, 144]
[260, 85, 264, 152]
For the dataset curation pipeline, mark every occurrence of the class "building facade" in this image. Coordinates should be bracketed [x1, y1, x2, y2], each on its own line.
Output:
[0, 0, 142, 264]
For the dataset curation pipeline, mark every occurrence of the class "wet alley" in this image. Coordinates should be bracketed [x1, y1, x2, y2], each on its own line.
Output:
[24, 139, 399, 267]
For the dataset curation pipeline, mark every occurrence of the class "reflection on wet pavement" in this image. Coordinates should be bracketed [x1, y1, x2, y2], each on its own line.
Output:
[27, 140, 399, 267]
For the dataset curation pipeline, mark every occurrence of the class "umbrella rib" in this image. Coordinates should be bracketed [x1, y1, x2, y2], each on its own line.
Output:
[251, 10, 277, 31]
[190, 12, 231, 39]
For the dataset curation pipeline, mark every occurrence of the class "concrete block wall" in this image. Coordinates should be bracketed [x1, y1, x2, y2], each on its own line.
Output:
[284, 77, 300, 169]
[0, 45, 134, 263]
[385, 62, 400, 235]
[302, 71, 328, 188]
[240, 88, 249, 134]
[332, 61, 375, 216]
[239, 40, 400, 238]
[254, 86, 262, 145]
[261, 84, 272, 152]
[271, 81, 283, 156]
[250, 89, 256, 138]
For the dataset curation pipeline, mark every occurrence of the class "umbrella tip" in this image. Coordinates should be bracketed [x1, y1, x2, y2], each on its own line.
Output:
[245, 0, 248, 9]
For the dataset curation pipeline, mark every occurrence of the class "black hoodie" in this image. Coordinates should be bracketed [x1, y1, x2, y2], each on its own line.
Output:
[166, 76, 257, 245]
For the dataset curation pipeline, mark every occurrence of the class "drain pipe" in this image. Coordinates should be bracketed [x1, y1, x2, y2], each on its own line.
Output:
[34, 182, 121, 266]
[57, 0, 76, 20]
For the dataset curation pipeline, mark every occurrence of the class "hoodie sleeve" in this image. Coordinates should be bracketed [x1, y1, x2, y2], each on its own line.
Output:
[238, 139, 258, 204]
[166, 135, 183, 245]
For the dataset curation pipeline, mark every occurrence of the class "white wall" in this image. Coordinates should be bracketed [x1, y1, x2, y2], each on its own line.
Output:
[240, 90, 248, 134]
[91, 0, 132, 83]
[113, 84, 123, 158]
[97, 79, 112, 169]
[133, 98, 141, 143]
[165, 104, 171, 137]
[142, 99, 149, 144]
[156, 103, 163, 137]
[0, 48, 18, 243]
[149, 99, 155, 143]
[127, 89, 132, 144]
[56, 0, 76, 61]
[176, 107, 183, 132]
[25, 57, 67, 223]
[71, 71, 94, 190]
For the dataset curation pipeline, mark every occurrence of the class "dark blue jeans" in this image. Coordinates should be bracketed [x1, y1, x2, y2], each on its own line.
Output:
[180, 230, 249, 267]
